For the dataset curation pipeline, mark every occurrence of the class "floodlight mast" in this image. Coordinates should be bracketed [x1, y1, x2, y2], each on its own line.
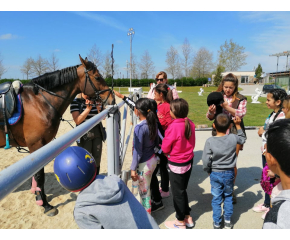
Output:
[127, 28, 135, 92]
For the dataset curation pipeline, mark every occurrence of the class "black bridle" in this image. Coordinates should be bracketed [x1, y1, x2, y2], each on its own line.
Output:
[82, 67, 113, 105]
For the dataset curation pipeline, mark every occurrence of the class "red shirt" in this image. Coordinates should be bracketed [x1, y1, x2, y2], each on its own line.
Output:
[157, 102, 172, 131]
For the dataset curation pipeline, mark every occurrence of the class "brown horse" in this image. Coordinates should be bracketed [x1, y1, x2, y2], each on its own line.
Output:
[0, 55, 115, 216]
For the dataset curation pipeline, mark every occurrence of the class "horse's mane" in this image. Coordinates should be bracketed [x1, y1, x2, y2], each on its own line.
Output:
[30, 65, 81, 91]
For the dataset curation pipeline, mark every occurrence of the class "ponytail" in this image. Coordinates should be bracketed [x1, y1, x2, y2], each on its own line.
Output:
[184, 118, 191, 140]
[135, 98, 157, 142]
[146, 110, 157, 141]
[155, 84, 173, 103]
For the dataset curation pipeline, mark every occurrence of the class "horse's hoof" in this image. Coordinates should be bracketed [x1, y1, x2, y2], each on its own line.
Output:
[44, 207, 59, 217]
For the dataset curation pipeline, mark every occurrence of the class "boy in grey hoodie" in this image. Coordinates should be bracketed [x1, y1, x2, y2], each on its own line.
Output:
[54, 146, 159, 229]
[263, 119, 290, 229]
[202, 114, 246, 229]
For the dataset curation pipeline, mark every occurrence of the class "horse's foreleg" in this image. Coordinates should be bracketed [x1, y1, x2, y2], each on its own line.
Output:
[31, 168, 58, 216]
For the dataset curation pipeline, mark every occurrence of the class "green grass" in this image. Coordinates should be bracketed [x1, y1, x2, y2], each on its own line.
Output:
[120, 86, 271, 126]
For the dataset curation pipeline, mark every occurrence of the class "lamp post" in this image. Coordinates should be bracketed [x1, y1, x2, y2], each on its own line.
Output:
[127, 28, 135, 92]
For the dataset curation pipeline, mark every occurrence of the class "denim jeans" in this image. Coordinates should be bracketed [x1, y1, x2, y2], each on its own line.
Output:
[210, 169, 235, 225]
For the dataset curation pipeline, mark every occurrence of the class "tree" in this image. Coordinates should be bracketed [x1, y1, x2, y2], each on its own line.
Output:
[48, 52, 60, 72]
[139, 50, 155, 79]
[0, 52, 7, 79]
[21, 57, 34, 80]
[255, 63, 263, 81]
[181, 38, 192, 78]
[102, 51, 112, 78]
[87, 44, 103, 70]
[192, 47, 214, 78]
[31, 55, 49, 77]
[129, 54, 138, 79]
[165, 45, 180, 79]
[213, 65, 225, 87]
[218, 39, 247, 71]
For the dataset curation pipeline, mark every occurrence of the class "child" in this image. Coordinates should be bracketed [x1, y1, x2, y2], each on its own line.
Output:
[202, 113, 246, 229]
[54, 146, 159, 229]
[263, 119, 290, 229]
[131, 98, 159, 214]
[253, 89, 287, 219]
[113, 90, 166, 212]
[207, 73, 247, 204]
[153, 83, 174, 199]
[162, 98, 196, 229]
[282, 95, 290, 118]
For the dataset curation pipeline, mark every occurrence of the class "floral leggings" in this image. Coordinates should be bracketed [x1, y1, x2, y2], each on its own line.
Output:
[137, 155, 158, 214]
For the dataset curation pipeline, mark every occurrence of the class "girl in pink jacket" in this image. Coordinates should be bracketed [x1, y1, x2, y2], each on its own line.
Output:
[162, 98, 196, 229]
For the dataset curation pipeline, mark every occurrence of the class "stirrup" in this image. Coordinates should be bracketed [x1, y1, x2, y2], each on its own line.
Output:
[4, 133, 11, 149]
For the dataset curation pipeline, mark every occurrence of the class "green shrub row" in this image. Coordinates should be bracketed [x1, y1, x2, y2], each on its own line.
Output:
[1, 77, 209, 87]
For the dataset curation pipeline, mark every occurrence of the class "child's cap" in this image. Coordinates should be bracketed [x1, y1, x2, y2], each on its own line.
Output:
[54, 146, 97, 192]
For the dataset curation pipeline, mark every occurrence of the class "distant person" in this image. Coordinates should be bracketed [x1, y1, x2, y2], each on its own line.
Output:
[147, 71, 179, 100]
[202, 114, 246, 229]
[253, 89, 287, 219]
[207, 73, 247, 203]
[162, 99, 196, 229]
[130, 98, 159, 214]
[70, 93, 106, 175]
[54, 146, 159, 229]
[263, 119, 290, 229]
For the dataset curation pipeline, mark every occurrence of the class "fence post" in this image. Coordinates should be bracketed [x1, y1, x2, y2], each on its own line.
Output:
[105, 105, 121, 176]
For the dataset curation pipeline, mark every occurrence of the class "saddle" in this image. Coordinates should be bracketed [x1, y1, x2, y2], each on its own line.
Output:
[0, 81, 23, 149]
[0, 82, 17, 121]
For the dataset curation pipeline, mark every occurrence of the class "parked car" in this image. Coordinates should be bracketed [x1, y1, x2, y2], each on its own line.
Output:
[262, 84, 283, 94]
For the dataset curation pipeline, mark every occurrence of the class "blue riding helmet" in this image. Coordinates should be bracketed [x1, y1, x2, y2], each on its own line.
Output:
[54, 146, 97, 192]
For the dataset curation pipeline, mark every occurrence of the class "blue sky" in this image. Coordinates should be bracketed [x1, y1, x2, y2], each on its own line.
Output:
[1, 3, 290, 79]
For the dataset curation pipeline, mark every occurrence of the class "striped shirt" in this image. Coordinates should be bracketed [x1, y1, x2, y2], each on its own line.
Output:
[70, 98, 100, 125]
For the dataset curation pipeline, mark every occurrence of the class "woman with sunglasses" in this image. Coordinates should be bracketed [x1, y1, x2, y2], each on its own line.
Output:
[147, 71, 179, 100]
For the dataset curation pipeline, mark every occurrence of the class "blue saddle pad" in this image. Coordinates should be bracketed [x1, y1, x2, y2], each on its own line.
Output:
[8, 94, 22, 125]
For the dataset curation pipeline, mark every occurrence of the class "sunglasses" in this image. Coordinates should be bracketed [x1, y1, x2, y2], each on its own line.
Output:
[155, 78, 164, 82]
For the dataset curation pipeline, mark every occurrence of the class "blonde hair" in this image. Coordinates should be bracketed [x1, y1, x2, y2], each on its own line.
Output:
[155, 71, 167, 80]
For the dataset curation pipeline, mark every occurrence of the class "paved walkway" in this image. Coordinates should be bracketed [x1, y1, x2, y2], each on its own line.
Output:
[153, 129, 265, 229]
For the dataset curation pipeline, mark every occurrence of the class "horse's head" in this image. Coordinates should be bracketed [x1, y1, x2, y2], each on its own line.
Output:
[78, 55, 115, 106]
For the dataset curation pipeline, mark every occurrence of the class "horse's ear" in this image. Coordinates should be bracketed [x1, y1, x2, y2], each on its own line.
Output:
[79, 54, 89, 68]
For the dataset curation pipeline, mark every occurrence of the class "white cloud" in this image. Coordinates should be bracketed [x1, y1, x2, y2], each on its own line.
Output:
[0, 33, 18, 40]
[239, 12, 290, 54]
[53, 49, 61, 52]
[72, 12, 128, 32]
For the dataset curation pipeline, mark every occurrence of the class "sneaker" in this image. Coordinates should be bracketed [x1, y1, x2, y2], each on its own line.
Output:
[160, 189, 170, 198]
[261, 208, 270, 220]
[213, 222, 221, 229]
[224, 221, 233, 229]
[164, 219, 186, 229]
[184, 216, 195, 228]
[151, 201, 164, 213]
[252, 203, 270, 213]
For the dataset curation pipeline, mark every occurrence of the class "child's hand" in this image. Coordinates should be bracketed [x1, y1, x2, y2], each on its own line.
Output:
[233, 116, 241, 125]
[258, 126, 264, 137]
[131, 170, 138, 182]
[113, 90, 124, 99]
[267, 169, 275, 178]
[85, 99, 93, 110]
[208, 104, 216, 115]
